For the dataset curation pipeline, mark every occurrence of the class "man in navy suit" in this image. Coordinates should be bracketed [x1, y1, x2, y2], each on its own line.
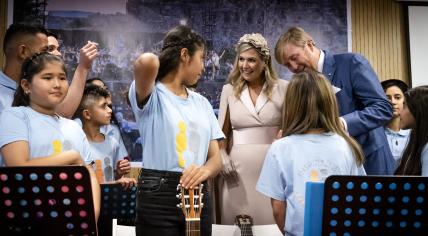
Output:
[274, 26, 394, 175]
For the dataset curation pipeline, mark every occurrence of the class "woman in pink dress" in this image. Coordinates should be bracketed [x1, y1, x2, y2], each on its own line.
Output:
[217, 33, 288, 224]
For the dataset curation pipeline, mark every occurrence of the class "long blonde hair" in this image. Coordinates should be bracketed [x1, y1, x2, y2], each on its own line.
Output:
[281, 68, 364, 166]
[228, 33, 279, 99]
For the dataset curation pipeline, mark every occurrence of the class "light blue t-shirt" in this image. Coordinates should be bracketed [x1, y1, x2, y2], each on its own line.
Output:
[0, 106, 93, 166]
[89, 135, 123, 183]
[101, 124, 128, 158]
[256, 133, 365, 236]
[384, 128, 410, 166]
[75, 118, 129, 160]
[129, 81, 224, 172]
[0, 71, 17, 113]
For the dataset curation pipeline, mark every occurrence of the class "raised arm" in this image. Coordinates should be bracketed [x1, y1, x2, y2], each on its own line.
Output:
[56, 42, 98, 118]
[133, 53, 159, 104]
[1, 141, 84, 166]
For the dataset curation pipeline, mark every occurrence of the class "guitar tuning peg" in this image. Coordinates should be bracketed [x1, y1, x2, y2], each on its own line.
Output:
[176, 203, 181, 208]
[201, 203, 204, 207]
[176, 184, 182, 190]
[176, 194, 181, 199]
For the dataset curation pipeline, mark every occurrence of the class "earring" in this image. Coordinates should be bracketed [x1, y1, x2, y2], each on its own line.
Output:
[24, 90, 30, 95]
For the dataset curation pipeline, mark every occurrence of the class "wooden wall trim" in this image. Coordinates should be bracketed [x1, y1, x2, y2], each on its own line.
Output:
[351, 0, 409, 85]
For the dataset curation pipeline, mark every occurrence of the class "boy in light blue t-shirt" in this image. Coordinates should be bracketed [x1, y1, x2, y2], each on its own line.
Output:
[78, 84, 134, 186]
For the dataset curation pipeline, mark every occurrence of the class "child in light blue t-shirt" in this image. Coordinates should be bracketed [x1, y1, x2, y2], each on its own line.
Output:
[85, 77, 130, 160]
[0, 52, 100, 219]
[381, 79, 411, 168]
[77, 84, 135, 187]
[256, 69, 365, 236]
[129, 26, 224, 235]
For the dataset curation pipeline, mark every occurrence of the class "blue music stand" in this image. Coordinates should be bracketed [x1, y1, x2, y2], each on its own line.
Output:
[0, 166, 97, 236]
[304, 175, 428, 236]
[98, 184, 137, 236]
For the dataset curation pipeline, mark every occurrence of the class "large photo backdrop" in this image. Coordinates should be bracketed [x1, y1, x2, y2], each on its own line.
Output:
[14, 0, 348, 161]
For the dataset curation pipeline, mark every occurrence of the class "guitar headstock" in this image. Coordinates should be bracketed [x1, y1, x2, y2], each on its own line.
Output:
[177, 184, 204, 219]
[235, 214, 254, 230]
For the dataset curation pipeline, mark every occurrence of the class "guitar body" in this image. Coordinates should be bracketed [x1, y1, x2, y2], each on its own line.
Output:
[178, 184, 204, 236]
[235, 215, 254, 236]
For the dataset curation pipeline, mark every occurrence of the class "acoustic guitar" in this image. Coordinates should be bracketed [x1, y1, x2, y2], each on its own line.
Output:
[177, 184, 204, 236]
[235, 214, 254, 236]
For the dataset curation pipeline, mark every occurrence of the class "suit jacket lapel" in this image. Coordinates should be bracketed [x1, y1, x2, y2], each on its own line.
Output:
[322, 51, 343, 95]
[254, 83, 269, 113]
[322, 51, 336, 83]
[240, 85, 263, 122]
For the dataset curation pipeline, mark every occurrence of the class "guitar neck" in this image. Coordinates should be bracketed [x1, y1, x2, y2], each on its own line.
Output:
[186, 219, 200, 236]
[235, 215, 254, 236]
[240, 224, 253, 236]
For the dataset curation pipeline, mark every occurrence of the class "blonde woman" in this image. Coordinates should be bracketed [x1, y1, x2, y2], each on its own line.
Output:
[217, 33, 288, 224]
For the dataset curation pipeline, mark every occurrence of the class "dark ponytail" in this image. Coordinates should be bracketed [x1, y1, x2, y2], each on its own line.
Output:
[156, 26, 205, 81]
[12, 52, 67, 107]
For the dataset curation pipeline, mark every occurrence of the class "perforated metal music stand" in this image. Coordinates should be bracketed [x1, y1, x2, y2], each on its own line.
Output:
[304, 175, 428, 236]
[98, 184, 137, 236]
[0, 166, 97, 236]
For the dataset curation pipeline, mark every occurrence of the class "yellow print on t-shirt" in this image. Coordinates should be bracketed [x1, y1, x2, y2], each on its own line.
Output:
[52, 140, 62, 154]
[176, 121, 187, 168]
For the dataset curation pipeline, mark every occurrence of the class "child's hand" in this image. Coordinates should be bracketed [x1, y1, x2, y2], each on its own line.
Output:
[115, 177, 137, 190]
[79, 41, 98, 69]
[180, 164, 211, 189]
[116, 159, 131, 177]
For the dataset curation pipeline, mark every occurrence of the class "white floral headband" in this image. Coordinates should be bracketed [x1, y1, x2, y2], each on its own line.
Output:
[236, 33, 270, 58]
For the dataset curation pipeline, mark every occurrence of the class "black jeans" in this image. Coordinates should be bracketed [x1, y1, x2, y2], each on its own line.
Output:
[135, 168, 212, 236]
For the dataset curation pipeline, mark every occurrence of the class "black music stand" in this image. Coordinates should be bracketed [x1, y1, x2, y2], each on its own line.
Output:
[321, 175, 428, 236]
[0, 166, 97, 236]
[98, 184, 137, 236]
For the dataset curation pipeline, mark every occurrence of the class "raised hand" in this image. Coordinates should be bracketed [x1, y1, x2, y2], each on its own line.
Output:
[79, 41, 98, 69]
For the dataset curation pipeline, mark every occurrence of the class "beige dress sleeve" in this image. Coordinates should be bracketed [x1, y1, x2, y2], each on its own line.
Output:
[218, 84, 232, 130]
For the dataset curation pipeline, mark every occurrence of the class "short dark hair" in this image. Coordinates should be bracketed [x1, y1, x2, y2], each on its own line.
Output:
[381, 79, 408, 94]
[46, 30, 59, 40]
[77, 84, 110, 119]
[3, 23, 47, 55]
[86, 77, 105, 86]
